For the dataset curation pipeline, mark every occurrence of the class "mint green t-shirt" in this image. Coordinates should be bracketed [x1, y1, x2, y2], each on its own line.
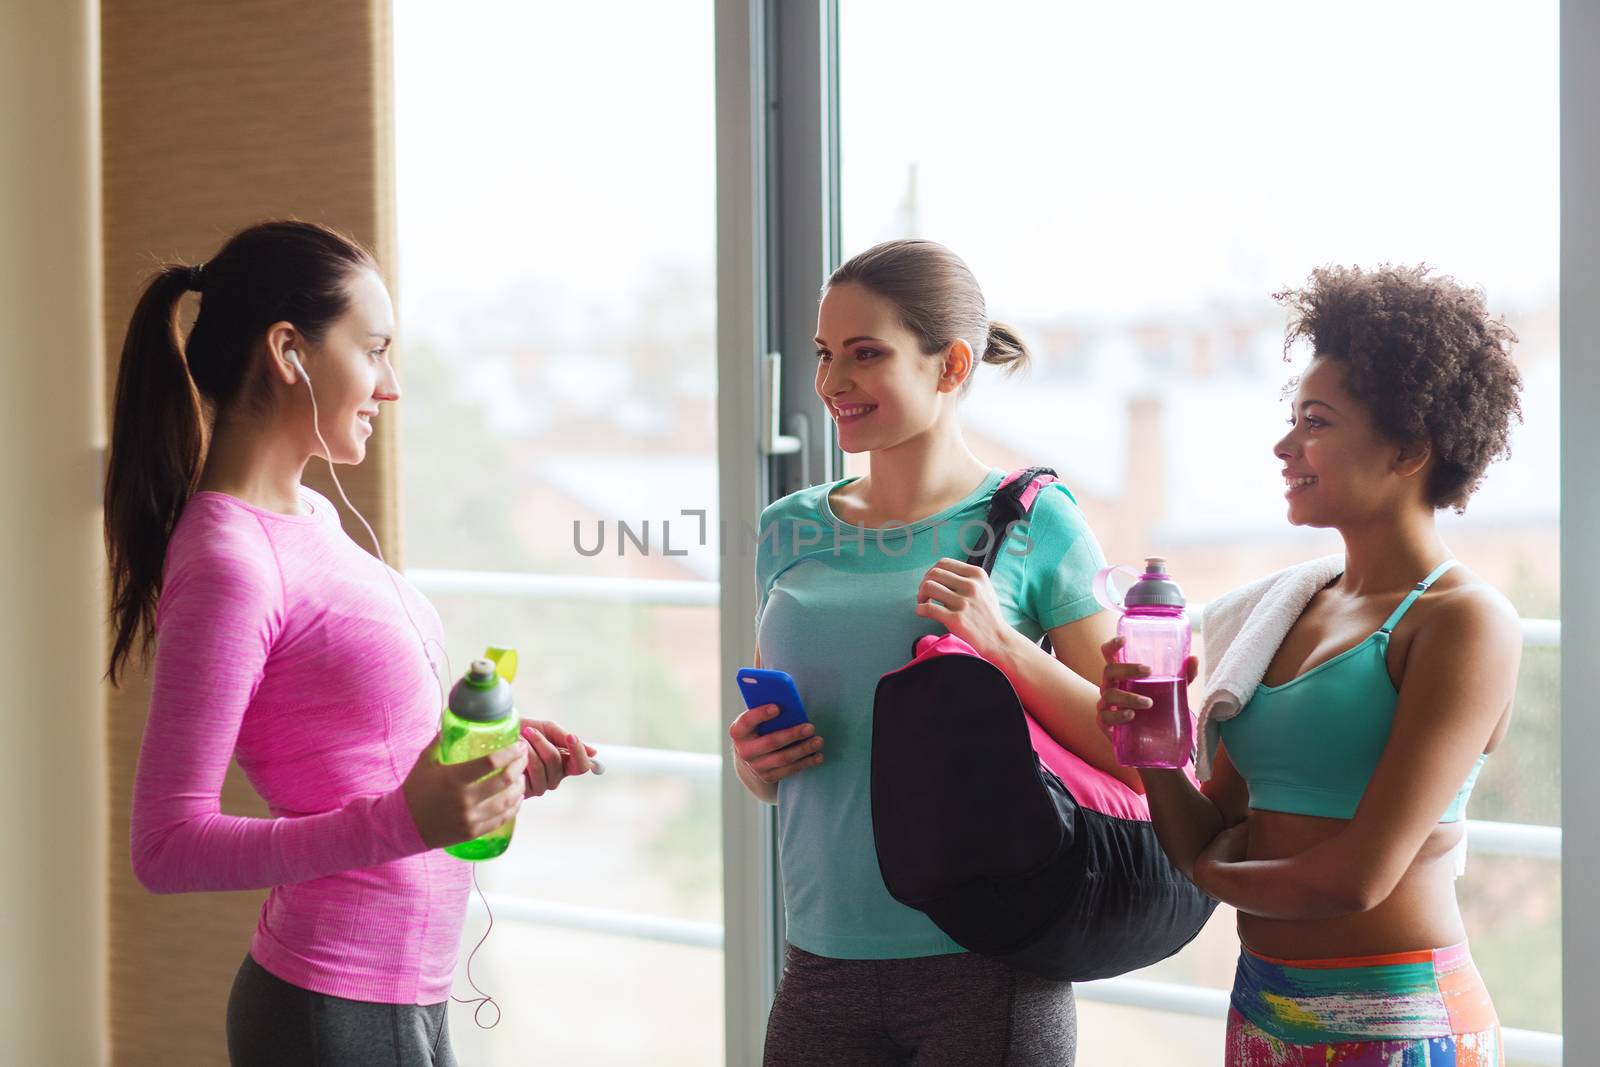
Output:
[753, 469, 1108, 959]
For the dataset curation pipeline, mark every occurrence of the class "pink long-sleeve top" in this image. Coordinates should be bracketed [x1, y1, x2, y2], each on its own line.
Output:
[131, 487, 470, 1005]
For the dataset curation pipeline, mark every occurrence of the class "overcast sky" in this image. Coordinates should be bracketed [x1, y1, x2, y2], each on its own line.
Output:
[394, 0, 1556, 324]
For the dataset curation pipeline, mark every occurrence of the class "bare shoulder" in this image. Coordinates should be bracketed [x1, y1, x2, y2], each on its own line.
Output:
[1393, 566, 1522, 749]
[1422, 567, 1521, 645]
[1433, 572, 1516, 630]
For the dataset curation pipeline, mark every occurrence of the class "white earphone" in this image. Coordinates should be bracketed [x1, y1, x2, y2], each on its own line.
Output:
[282, 339, 606, 781]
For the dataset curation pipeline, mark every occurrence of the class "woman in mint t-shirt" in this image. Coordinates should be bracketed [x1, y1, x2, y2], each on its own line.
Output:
[729, 240, 1137, 1066]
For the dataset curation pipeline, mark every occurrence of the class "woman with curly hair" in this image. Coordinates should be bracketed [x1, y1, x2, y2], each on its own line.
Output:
[1097, 265, 1524, 1065]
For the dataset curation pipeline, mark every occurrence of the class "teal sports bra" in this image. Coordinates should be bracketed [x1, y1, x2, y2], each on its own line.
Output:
[1218, 560, 1486, 823]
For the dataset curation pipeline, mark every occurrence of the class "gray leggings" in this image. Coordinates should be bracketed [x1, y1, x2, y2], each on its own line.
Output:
[763, 944, 1076, 1066]
[226, 954, 457, 1067]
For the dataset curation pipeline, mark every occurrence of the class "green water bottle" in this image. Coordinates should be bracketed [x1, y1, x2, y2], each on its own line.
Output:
[440, 648, 522, 861]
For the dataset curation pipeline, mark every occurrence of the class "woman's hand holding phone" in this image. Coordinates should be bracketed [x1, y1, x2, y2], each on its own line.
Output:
[730, 703, 824, 785]
[730, 668, 824, 801]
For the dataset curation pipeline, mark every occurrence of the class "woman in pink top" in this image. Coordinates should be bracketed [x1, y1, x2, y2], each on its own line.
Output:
[104, 220, 594, 1066]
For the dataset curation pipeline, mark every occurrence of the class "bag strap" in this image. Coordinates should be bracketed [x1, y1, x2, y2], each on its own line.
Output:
[964, 466, 1059, 575]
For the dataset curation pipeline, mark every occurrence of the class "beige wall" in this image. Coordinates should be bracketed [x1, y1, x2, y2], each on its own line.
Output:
[98, 1, 397, 1062]
[0, 0, 111, 1063]
[0, 0, 401, 1056]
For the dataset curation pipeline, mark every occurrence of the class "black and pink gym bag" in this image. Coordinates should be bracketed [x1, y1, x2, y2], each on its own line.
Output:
[870, 467, 1217, 982]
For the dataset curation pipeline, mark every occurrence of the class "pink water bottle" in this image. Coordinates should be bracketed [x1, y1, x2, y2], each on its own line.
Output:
[1097, 557, 1194, 768]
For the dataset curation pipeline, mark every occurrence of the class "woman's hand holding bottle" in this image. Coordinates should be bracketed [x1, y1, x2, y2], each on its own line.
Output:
[1095, 635, 1199, 746]
[401, 733, 530, 849]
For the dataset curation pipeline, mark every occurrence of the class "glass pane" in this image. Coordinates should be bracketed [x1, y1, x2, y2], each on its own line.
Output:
[453, 924, 722, 1067]
[1476, 643, 1560, 827]
[1076, 1003, 1225, 1066]
[394, 1, 721, 1062]
[841, 0, 1559, 1045]
[1457, 854, 1562, 1034]
[423, 596, 723, 758]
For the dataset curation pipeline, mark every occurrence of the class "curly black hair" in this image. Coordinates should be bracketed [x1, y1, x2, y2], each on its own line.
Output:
[1274, 264, 1524, 513]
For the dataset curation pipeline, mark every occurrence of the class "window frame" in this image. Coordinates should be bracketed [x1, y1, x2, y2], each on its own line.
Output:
[1559, 0, 1598, 1055]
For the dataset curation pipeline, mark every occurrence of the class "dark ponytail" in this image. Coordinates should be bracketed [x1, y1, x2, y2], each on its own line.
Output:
[826, 238, 1030, 389]
[980, 320, 1030, 374]
[104, 220, 377, 683]
[104, 267, 206, 685]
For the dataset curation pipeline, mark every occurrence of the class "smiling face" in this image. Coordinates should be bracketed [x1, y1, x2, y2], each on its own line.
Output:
[297, 268, 399, 465]
[1274, 355, 1431, 527]
[813, 282, 965, 454]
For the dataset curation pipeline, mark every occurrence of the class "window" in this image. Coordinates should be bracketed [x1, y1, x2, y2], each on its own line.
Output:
[395, 3, 724, 1061]
[838, 2, 1559, 1062]
[391, 2, 1578, 1061]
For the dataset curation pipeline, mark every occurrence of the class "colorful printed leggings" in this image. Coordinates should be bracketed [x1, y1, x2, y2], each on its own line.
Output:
[1225, 942, 1501, 1066]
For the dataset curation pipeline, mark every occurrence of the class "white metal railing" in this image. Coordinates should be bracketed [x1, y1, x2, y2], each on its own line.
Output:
[1466, 818, 1562, 861]
[409, 568, 717, 606]
[470, 892, 722, 949]
[462, 894, 1561, 1064]
[408, 569, 1561, 647]
[1521, 617, 1559, 648]
[423, 567, 1564, 1060]
[574, 744, 1563, 861]
[586, 742, 721, 778]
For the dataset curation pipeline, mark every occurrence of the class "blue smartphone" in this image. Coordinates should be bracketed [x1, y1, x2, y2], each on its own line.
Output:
[735, 667, 810, 738]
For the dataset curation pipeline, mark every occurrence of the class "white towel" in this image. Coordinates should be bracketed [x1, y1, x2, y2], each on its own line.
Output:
[1196, 554, 1344, 780]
